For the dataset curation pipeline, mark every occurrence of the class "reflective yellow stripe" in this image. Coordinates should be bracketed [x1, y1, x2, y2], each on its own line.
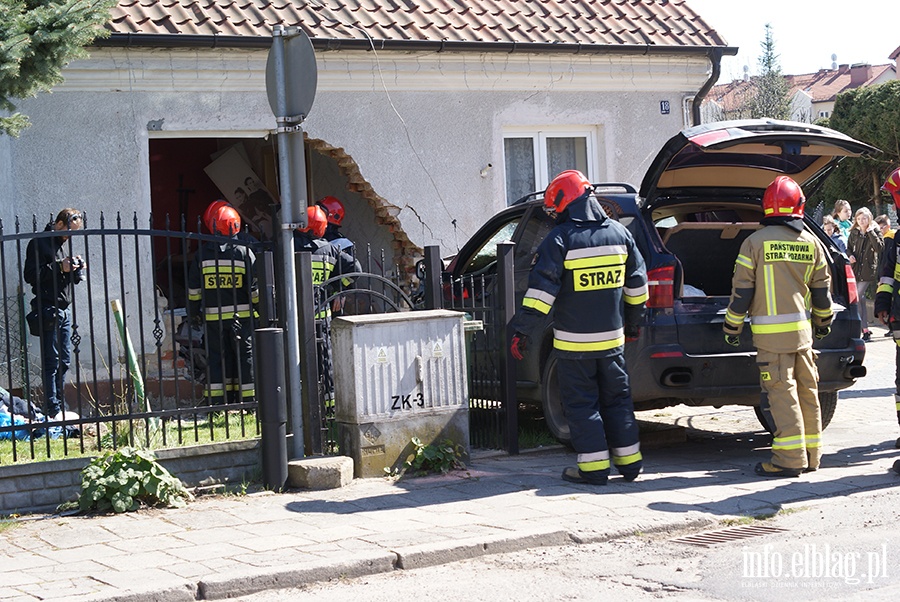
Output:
[523, 297, 552, 314]
[725, 308, 745, 326]
[805, 434, 821, 449]
[750, 320, 808, 334]
[188, 293, 202, 301]
[624, 291, 648, 305]
[201, 265, 246, 275]
[563, 253, 628, 270]
[878, 283, 894, 294]
[205, 310, 253, 320]
[613, 451, 642, 466]
[554, 336, 625, 352]
[735, 254, 753, 270]
[578, 459, 611, 472]
[763, 264, 776, 315]
[772, 435, 805, 450]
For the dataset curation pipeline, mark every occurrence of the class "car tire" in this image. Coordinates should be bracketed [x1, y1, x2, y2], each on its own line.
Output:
[540, 355, 571, 445]
[754, 390, 838, 434]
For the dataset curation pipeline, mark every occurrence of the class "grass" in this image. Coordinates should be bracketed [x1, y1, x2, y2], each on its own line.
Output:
[0, 412, 260, 465]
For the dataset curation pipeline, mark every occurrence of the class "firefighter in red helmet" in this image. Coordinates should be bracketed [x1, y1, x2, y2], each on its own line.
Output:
[316, 196, 355, 252]
[294, 205, 361, 414]
[510, 170, 648, 485]
[188, 203, 258, 407]
[724, 176, 833, 477]
[874, 166, 900, 462]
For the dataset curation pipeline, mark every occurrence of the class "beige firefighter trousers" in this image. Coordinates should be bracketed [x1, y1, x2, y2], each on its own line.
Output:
[756, 348, 821, 471]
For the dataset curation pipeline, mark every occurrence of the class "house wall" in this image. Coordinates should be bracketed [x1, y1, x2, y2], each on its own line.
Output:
[4, 47, 711, 361]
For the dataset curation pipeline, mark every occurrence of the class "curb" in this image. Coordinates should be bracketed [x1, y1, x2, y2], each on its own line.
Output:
[70, 509, 818, 600]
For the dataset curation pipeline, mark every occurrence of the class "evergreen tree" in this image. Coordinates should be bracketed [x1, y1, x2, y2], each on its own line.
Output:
[747, 24, 792, 120]
[1, 0, 116, 137]
[811, 80, 900, 216]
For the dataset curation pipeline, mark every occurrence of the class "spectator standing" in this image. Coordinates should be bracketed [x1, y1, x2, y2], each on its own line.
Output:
[832, 199, 852, 242]
[847, 207, 884, 342]
[510, 170, 648, 485]
[822, 215, 847, 254]
[23, 209, 86, 421]
[875, 214, 894, 240]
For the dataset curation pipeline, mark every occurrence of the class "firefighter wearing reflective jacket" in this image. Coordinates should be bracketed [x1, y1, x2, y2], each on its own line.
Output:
[188, 204, 258, 406]
[874, 166, 900, 457]
[510, 170, 648, 486]
[723, 176, 833, 478]
[294, 205, 361, 411]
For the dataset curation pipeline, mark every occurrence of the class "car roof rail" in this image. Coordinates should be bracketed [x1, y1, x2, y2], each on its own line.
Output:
[510, 182, 637, 206]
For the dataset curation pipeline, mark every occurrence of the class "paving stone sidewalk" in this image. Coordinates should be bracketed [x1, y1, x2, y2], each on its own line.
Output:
[2, 336, 898, 602]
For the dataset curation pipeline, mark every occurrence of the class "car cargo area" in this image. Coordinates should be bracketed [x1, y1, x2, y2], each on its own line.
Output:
[660, 222, 761, 297]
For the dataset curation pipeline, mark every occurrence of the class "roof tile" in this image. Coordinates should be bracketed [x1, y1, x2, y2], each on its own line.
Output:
[103, 0, 729, 49]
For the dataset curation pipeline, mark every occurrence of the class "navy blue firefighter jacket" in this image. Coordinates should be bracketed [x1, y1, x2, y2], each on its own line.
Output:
[510, 194, 648, 358]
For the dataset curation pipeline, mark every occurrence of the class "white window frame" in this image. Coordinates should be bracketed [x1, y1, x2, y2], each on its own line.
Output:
[502, 127, 599, 203]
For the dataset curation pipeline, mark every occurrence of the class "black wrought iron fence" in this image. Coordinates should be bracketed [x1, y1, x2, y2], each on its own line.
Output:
[431, 243, 518, 453]
[0, 214, 272, 462]
[299, 244, 417, 456]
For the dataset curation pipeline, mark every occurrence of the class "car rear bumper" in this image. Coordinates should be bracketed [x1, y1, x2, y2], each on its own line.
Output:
[628, 341, 866, 405]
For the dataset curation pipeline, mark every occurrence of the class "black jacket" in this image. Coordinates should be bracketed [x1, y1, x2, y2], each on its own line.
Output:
[23, 224, 84, 309]
[187, 239, 258, 321]
[511, 195, 648, 358]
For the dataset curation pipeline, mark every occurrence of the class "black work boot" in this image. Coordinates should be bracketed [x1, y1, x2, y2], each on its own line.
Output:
[562, 467, 608, 486]
[754, 462, 802, 478]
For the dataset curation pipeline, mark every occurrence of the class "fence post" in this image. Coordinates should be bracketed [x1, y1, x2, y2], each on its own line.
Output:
[256, 327, 287, 491]
[424, 245, 442, 310]
[257, 250, 277, 327]
[296, 251, 322, 456]
[496, 242, 518, 455]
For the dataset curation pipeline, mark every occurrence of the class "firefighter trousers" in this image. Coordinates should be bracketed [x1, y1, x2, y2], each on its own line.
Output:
[205, 318, 254, 406]
[557, 354, 642, 480]
[893, 339, 900, 428]
[756, 348, 820, 471]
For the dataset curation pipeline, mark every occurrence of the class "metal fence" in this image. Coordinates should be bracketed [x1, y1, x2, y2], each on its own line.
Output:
[425, 244, 518, 453]
[0, 214, 270, 462]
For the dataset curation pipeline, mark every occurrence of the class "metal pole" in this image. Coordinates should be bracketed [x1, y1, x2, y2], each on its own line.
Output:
[257, 250, 277, 327]
[256, 327, 288, 491]
[496, 242, 519, 455]
[296, 251, 322, 455]
[272, 25, 305, 458]
[424, 245, 442, 310]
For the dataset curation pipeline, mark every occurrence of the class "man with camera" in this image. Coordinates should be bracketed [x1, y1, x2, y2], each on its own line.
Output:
[23, 208, 85, 421]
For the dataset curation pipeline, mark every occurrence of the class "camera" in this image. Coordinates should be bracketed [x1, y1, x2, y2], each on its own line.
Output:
[69, 257, 84, 270]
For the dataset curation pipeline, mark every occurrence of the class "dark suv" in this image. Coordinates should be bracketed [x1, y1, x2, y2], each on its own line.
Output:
[444, 119, 874, 443]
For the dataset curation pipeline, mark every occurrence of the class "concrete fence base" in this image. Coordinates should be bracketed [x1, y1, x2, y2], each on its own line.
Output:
[0, 439, 261, 516]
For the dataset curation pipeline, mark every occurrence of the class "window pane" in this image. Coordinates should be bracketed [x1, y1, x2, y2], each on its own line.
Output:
[546, 137, 588, 180]
[504, 138, 536, 205]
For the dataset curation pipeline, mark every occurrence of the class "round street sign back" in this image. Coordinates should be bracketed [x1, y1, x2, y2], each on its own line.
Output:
[265, 28, 318, 119]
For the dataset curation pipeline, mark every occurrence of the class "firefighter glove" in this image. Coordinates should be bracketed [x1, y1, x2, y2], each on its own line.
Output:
[814, 325, 831, 340]
[624, 324, 640, 342]
[510, 333, 528, 361]
[725, 333, 740, 347]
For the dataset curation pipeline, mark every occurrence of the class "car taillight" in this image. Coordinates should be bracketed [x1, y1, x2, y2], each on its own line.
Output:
[647, 265, 675, 308]
[845, 264, 858, 305]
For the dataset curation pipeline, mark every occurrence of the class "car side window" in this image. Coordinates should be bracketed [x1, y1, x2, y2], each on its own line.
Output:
[513, 209, 555, 271]
[461, 220, 518, 275]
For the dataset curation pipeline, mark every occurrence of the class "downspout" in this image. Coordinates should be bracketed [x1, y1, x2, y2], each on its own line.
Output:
[692, 48, 724, 126]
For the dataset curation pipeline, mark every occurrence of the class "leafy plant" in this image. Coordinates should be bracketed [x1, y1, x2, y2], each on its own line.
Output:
[403, 437, 466, 476]
[76, 447, 193, 513]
